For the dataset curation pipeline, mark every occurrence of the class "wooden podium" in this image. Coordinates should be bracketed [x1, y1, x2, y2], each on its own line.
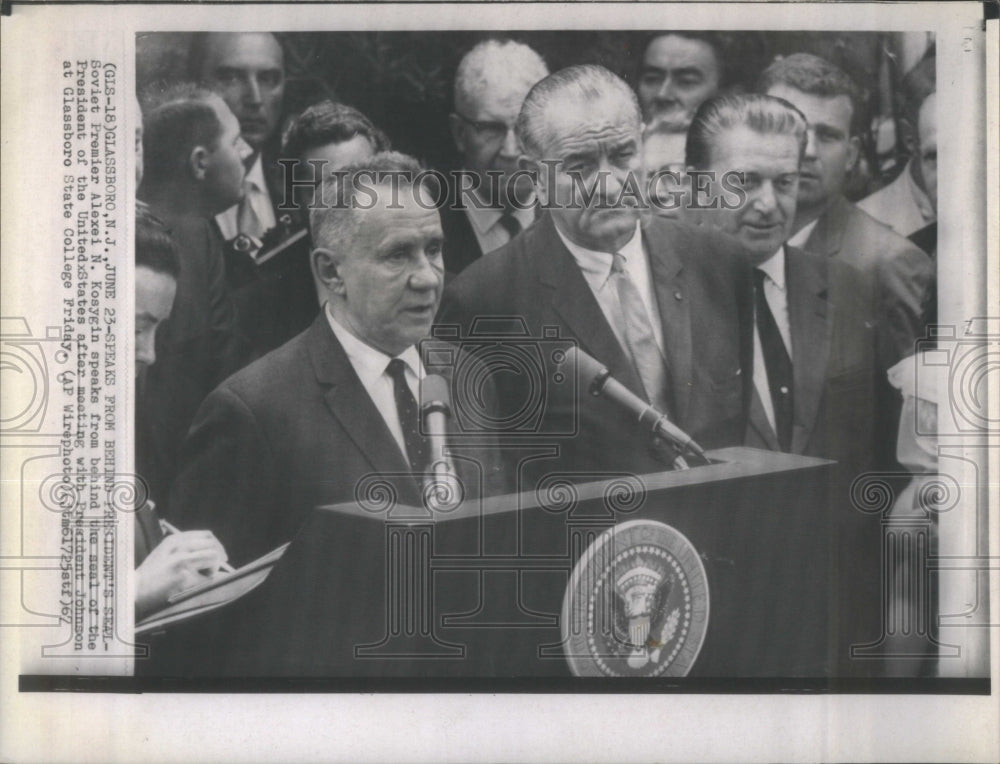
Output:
[138, 446, 888, 679]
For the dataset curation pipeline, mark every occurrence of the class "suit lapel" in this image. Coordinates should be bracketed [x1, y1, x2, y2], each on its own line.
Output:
[535, 216, 644, 395]
[305, 316, 413, 476]
[786, 246, 831, 454]
[747, 387, 782, 451]
[803, 196, 849, 258]
[645, 225, 691, 421]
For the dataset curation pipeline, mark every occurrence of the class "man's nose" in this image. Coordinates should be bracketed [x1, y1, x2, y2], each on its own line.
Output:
[751, 181, 778, 214]
[804, 128, 818, 159]
[135, 333, 156, 368]
[237, 137, 254, 162]
[656, 76, 677, 103]
[408, 254, 443, 290]
[597, 156, 629, 198]
[499, 125, 519, 157]
[244, 75, 263, 105]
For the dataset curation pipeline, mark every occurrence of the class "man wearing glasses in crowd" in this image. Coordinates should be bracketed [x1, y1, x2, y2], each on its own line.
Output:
[441, 39, 549, 274]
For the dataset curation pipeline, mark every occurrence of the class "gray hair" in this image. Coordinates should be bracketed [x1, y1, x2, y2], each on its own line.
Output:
[309, 151, 428, 252]
[516, 65, 642, 158]
[686, 92, 807, 170]
[454, 39, 549, 115]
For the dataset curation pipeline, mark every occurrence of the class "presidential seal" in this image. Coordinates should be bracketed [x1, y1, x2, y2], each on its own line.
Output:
[562, 519, 709, 677]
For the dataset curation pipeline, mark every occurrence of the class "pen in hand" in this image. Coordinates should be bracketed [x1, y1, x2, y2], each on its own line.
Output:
[158, 518, 235, 574]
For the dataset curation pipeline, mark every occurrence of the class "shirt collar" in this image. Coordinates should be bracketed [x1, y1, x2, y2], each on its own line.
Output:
[463, 189, 537, 235]
[555, 220, 644, 284]
[243, 154, 266, 193]
[756, 246, 787, 291]
[904, 158, 936, 222]
[325, 304, 423, 385]
[787, 217, 819, 248]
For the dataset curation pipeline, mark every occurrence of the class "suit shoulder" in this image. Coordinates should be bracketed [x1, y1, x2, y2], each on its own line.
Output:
[846, 202, 928, 259]
[214, 329, 311, 407]
[651, 218, 745, 259]
[443, 226, 536, 303]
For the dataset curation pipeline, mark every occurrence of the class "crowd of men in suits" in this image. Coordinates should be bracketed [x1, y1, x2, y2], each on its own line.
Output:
[133, 33, 937, 624]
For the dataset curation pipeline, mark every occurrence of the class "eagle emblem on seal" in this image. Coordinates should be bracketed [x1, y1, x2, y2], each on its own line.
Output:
[562, 519, 709, 677]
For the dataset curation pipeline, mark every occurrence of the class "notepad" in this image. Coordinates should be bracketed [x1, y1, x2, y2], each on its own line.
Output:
[135, 542, 290, 636]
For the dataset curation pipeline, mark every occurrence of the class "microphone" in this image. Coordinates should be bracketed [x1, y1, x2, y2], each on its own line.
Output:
[419, 374, 462, 509]
[564, 346, 707, 462]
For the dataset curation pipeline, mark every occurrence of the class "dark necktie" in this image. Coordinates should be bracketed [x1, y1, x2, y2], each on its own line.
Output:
[611, 252, 673, 416]
[386, 358, 430, 477]
[754, 269, 793, 451]
[498, 210, 522, 240]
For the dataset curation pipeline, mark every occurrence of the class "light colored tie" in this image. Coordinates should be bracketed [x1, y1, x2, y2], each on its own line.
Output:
[610, 252, 672, 416]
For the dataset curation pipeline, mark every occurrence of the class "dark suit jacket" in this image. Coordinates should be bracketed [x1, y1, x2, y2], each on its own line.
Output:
[169, 315, 510, 566]
[804, 195, 932, 368]
[228, 227, 320, 362]
[440, 203, 485, 275]
[137, 208, 246, 509]
[744, 246, 879, 476]
[438, 213, 752, 488]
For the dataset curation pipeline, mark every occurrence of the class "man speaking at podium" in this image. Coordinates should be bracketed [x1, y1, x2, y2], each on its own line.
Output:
[438, 65, 751, 485]
[170, 152, 508, 566]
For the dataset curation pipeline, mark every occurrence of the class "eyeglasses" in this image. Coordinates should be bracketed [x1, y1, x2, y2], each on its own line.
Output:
[453, 112, 516, 145]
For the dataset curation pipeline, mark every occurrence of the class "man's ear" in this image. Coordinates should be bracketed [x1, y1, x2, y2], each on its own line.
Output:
[846, 135, 861, 173]
[519, 155, 546, 202]
[312, 246, 346, 295]
[189, 146, 209, 181]
[448, 114, 466, 155]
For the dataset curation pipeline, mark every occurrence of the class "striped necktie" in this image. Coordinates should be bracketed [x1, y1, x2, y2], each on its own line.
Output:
[610, 252, 673, 416]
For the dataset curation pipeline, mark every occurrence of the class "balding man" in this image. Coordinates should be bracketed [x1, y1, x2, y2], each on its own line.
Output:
[439, 65, 750, 488]
[859, 57, 937, 242]
[171, 152, 508, 565]
[191, 33, 288, 271]
[441, 39, 549, 274]
[641, 113, 692, 221]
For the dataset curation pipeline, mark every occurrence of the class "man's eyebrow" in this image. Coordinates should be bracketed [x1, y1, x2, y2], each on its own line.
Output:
[671, 66, 706, 78]
[813, 123, 847, 137]
[559, 150, 598, 168]
[610, 137, 638, 151]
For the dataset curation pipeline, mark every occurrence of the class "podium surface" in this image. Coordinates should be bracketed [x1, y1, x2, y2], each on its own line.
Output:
[138, 446, 882, 680]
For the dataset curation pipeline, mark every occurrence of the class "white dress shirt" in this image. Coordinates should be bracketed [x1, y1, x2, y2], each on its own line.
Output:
[325, 304, 425, 463]
[753, 247, 793, 434]
[215, 154, 277, 245]
[462, 188, 536, 256]
[555, 221, 665, 354]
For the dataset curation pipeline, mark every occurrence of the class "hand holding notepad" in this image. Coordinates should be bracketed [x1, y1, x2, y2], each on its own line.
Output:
[135, 525, 230, 619]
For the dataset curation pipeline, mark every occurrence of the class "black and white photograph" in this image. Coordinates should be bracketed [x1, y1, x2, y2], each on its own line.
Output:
[0, 2, 996, 761]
